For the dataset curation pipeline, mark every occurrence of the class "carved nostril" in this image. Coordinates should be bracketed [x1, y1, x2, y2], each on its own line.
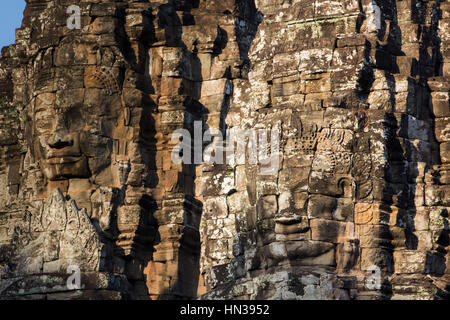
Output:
[49, 139, 71, 149]
[48, 132, 74, 149]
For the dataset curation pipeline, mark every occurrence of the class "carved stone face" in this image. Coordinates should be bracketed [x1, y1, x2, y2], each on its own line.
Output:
[32, 73, 122, 183]
[34, 104, 89, 181]
[27, 47, 159, 261]
[255, 111, 360, 270]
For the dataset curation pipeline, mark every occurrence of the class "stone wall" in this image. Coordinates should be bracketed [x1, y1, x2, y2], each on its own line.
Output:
[0, 0, 448, 300]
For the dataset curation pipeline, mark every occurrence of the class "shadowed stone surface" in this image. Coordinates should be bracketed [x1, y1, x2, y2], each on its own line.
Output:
[0, 0, 448, 300]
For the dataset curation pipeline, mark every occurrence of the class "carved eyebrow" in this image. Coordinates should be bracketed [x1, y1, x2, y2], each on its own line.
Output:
[64, 107, 82, 114]
[34, 107, 53, 114]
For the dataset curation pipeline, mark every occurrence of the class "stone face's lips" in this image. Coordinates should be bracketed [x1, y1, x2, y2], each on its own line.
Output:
[274, 215, 302, 225]
[274, 215, 309, 235]
[42, 155, 90, 181]
[46, 156, 82, 164]
[46, 146, 81, 159]
[0, 0, 446, 301]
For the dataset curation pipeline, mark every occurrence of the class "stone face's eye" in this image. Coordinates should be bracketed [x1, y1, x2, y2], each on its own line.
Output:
[34, 111, 54, 133]
[65, 109, 83, 130]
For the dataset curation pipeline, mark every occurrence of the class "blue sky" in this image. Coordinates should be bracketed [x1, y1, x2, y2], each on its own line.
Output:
[0, 1, 26, 50]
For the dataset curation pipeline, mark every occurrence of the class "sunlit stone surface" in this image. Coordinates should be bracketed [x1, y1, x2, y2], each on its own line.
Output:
[0, 0, 448, 300]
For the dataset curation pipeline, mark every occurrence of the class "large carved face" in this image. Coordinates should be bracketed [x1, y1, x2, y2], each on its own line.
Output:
[254, 110, 362, 270]
[33, 91, 121, 182]
[31, 62, 123, 183]
[25, 32, 159, 255]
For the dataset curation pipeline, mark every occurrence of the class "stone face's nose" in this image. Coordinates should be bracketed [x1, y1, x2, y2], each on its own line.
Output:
[47, 131, 74, 149]
[47, 115, 73, 149]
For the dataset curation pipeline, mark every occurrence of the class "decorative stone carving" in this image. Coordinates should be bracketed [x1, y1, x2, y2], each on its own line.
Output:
[0, 0, 448, 300]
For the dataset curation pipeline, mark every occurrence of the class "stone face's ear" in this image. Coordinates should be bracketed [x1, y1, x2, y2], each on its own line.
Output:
[338, 178, 355, 199]
[124, 106, 131, 126]
[378, 19, 391, 45]
[336, 240, 359, 272]
[0, 0, 448, 301]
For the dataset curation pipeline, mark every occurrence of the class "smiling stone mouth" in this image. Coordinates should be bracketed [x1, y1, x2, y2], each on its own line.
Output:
[274, 215, 302, 225]
[46, 156, 83, 164]
[274, 214, 310, 235]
